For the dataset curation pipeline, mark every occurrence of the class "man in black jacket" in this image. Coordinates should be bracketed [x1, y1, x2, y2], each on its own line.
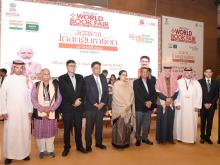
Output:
[59, 60, 87, 156]
[198, 68, 219, 144]
[133, 67, 157, 146]
[147, 68, 156, 86]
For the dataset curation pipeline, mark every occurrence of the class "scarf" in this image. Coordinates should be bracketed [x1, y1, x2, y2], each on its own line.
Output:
[37, 80, 56, 119]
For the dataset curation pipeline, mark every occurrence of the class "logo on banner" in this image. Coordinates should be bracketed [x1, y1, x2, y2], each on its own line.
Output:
[129, 33, 155, 44]
[9, 20, 23, 30]
[26, 22, 39, 32]
[170, 27, 196, 44]
[139, 19, 156, 26]
[168, 43, 177, 49]
[5, 3, 20, 17]
[70, 12, 109, 29]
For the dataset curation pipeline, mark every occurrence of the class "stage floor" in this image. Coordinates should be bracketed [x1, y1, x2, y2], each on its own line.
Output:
[0, 112, 220, 165]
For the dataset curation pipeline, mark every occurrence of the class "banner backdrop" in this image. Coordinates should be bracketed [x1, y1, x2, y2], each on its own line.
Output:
[162, 16, 204, 79]
[1, 0, 160, 78]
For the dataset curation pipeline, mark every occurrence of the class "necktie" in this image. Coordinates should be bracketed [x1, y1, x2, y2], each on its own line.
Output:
[71, 76, 76, 90]
[207, 79, 211, 92]
[143, 79, 149, 93]
[95, 77, 101, 101]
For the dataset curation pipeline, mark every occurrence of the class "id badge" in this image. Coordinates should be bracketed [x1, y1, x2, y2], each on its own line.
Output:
[44, 100, 50, 106]
[185, 94, 190, 99]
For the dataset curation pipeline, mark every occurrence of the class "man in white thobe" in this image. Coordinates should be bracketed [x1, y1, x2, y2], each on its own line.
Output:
[173, 67, 202, 143]
[1, 60, 33, 164]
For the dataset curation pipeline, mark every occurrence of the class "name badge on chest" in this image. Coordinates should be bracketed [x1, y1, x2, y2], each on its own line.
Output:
[185, 94, 191, 99]
[44, 100, 50, 106]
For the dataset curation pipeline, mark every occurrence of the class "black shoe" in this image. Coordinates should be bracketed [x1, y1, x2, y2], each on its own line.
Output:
[95, 144, 107, 149]
[4, 159, 12, 164]
[135, 140, 141, 146]
[86, 146, 92, 152]
[142, 139, 153, 145]
[200, 138, 205, 144]
[39, 152, 45, 159]
[205, 139, 213, 144]
[217, 140, 220, 144]
[77, 147, 88, 153]
[48, 152, 56, 158]
[23, 156, 30, 161]
[62, 149, 70, 157]
[169, 141, 176, 144]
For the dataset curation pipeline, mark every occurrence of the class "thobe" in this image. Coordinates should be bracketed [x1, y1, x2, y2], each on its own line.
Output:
[173, 78, 202, 143]
[1, 74, 33, 159]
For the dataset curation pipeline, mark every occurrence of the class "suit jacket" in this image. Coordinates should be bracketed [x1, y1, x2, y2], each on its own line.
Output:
[133, 77, 157, 112]
[58, 73, 85, 114]
[0, 76, 5, 86]
[84, 74, 108, 111]
[149, 75, 156, 86]
[198, 78, 219, 110]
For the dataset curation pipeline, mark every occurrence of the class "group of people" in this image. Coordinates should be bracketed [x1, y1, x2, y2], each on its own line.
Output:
[0, 58, 219, 165]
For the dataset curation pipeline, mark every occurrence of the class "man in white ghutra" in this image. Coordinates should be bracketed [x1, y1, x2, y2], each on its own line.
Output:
[173, 67, 202, 144]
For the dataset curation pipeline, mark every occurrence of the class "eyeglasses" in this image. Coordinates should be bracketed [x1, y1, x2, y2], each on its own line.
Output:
[68, 65, 77, 68]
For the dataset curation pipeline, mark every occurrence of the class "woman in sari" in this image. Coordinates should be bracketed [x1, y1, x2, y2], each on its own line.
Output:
[112, 70, 135, 147]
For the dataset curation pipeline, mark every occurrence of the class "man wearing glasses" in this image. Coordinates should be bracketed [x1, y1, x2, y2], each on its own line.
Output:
[59, 60, 87, 156]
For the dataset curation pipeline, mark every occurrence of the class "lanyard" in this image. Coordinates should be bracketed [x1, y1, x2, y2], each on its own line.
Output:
[184, 79, 191, 91]
[43, 84, 50, 100]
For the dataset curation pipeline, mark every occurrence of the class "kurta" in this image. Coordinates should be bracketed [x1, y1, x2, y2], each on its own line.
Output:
[1, 74, 33, 159]
[112, 80, 135, 125]
[31, 83, 62, 139]
[173, 78, 202, 143]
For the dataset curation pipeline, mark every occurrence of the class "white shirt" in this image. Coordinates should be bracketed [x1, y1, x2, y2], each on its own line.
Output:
[142, 78, 149, 93]
[205, 77, 211, 84]
[69, 74, 76, 90]
[93, 74, 102, 102]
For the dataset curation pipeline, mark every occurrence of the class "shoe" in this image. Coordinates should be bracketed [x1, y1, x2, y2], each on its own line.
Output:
[142, 139, 153, 145]
[95, 144, 107, 149]
[77, 147, 87, 153]
[62, 149, 69, 157]
[48, 152, 56, 158]
[39, 152, 45, 159]
[217, 140, 220, 144]
[135, 140, 141, 146]
[4, 159, 12, 164]
[23, 156, 30, 161]
[169, 141, 176, 144]
[200, 138, 205, 144]
[86, 146, 92, 152]
[205, 138, 213, 144]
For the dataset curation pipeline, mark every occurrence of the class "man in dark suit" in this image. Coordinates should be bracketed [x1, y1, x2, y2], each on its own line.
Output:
[198, 68, 219, 144]
[59, 60, 87, 156]
[133, 67, 157, 146]
[84, 61, 108, 152]
[147, 67, 156, 86]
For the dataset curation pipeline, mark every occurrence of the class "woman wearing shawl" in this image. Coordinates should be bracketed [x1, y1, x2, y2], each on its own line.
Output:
[112, 70, 135, 147]
[156, 66, 179, 144]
